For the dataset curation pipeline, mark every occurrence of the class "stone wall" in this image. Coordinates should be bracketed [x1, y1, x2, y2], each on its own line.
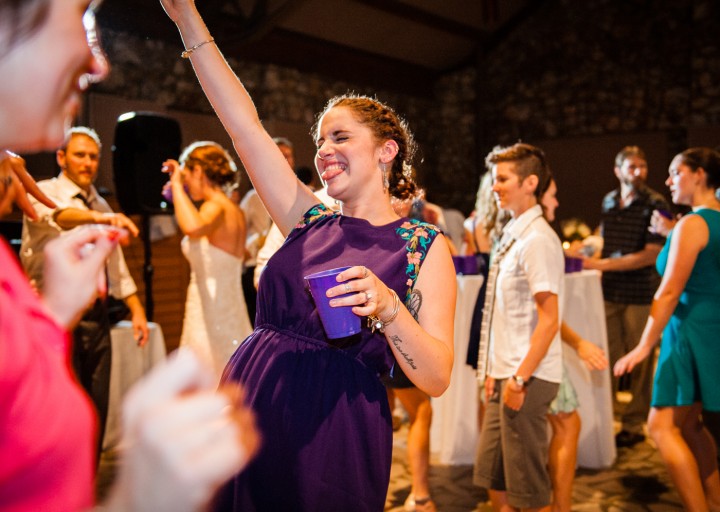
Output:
[93, 0, 720, 216]
[94, 29, 438, 199]
[477, 0, 719, 155]
[430, 0, 720, 214]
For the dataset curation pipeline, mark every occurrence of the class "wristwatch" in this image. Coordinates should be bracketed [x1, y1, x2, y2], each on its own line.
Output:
[511, 375, 526, 388]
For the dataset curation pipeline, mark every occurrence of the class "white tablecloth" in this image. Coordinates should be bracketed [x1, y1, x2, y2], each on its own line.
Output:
[430, 270, 616, 469]
[562, 270, 616, 468]
[430, 274, 484, 465]
[103, 321, 167, 451]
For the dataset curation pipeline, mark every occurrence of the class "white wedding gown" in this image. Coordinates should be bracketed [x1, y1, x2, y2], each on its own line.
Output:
[179, 236, 253, 377]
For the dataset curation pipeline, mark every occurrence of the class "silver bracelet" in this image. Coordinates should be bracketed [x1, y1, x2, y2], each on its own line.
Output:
[368, 290, 401, 333]
[181, 37, 215, 59]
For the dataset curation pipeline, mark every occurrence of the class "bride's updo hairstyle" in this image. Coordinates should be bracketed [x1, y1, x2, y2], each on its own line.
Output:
[179, 141, 238, 188]
[313, 94, 419, 201]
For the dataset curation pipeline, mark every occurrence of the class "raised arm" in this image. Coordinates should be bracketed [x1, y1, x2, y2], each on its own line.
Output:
[158, 0, 317, 233]
[164, 159, 223, 238]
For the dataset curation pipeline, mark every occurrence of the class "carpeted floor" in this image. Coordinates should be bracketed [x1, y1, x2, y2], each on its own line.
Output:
[385, 422, 683, 511]
[97, 411, 684, 511]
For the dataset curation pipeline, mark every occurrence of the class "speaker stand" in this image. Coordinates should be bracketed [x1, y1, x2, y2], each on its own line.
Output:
[141, 214, 154, 321]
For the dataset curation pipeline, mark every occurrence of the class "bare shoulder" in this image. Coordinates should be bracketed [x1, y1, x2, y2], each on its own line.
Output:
[676, 212, 709, 236]
[416, 233, 456, 292]
[672, 213, 709, 253]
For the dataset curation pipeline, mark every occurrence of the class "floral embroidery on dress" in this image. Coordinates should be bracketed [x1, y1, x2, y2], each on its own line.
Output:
[288, 204, 337, 238]
[396, 220, 440, 304]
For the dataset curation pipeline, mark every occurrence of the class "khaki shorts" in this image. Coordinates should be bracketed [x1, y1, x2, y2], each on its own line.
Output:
[473, 377, 559, 509]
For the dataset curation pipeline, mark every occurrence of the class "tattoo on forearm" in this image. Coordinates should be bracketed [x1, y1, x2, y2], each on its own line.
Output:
[389, 335, 418, 370]
[407, 289, 422, 321]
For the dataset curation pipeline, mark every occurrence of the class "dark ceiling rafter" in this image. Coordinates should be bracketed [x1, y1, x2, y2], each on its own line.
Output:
[97, 0, 178, 40]
[95, 0, 537, 98]
[220, 26, 437, 97]
[482, 0, 548, 53]
[440, 0, 550, 74]
[354, 0, 487, 42]
[202, 0, 301, 44]
[96, 0, 436, 97]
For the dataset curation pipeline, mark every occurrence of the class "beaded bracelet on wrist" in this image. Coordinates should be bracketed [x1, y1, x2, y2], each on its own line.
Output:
[368, 289, 401, 333]
[181, 37, 215, 58]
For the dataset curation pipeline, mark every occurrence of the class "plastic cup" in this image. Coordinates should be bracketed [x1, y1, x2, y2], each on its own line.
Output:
[161, 184, 190, 203]
[574, 257, 584, 272]
[564, 255, 583, 273]
[461, 256, 479, 275]
[304, 266, 361, 339]
[452, 255, 480, 275]
[452, 256, 463, 274]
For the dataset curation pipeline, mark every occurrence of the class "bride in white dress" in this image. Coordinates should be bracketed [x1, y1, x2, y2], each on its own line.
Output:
[163, 141, 252, 377]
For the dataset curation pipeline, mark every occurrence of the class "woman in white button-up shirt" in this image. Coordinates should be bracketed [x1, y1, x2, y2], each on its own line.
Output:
[474, 143, 564, 512]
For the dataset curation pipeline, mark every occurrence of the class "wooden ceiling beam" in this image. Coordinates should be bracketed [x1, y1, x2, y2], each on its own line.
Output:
[354, 0, 486, 41]
[222, 27, 436, 97]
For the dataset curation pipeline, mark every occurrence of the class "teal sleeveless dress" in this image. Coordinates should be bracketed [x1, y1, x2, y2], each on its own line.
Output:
[652, 208, 720, 411]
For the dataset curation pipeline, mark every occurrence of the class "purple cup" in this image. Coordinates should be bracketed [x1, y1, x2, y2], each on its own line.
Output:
[161, 184, 190, 203]
[461, 256, 480, 275]
[452, 255, 480, 275]
[304, 266, 361, 339]
[574, 257, 584, 272]
[452, 256, 463, 274]
[657, 209, 673, 220]
[564, 255, 583, 273]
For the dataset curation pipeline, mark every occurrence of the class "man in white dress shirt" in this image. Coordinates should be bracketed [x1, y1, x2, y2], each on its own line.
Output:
[20, 127, 148, 458]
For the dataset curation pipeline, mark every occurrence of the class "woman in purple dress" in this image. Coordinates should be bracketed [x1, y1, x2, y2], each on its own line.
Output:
[159, 1, 457, 510]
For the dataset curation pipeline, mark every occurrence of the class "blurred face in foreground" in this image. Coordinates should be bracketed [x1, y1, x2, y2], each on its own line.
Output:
[0, 0, 109, 153]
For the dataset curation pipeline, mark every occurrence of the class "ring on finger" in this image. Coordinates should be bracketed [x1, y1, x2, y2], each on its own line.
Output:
[362, 266, 369, 278]
[365, 291, 373, 302]
[344, 283, 351, 293]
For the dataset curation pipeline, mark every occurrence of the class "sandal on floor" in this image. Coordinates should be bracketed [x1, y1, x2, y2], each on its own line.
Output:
[404, 493, 437, 512]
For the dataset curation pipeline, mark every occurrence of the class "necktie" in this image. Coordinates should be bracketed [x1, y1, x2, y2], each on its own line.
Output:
[75, 192, 95, 210]
[75, 191, 109, 299]
[476, 234, 516, 383]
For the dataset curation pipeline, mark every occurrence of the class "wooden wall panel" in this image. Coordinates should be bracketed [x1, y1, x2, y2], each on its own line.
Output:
[106, 200, 189, 354]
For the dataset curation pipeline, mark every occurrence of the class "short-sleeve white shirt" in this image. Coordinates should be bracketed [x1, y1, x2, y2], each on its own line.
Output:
[488, 204, 563, 383]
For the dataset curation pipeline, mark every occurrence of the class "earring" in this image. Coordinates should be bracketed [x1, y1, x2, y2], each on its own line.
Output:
[381, 162, 389, 192]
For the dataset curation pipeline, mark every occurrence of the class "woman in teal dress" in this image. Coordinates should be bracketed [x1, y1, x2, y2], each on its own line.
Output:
[615, 147, 720, 511]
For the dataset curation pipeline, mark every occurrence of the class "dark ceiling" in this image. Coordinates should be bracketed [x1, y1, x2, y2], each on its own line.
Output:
[97, 0, 537, 96]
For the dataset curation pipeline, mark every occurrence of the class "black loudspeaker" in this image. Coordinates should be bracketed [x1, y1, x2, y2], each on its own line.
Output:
[112, 112, 181, 215]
